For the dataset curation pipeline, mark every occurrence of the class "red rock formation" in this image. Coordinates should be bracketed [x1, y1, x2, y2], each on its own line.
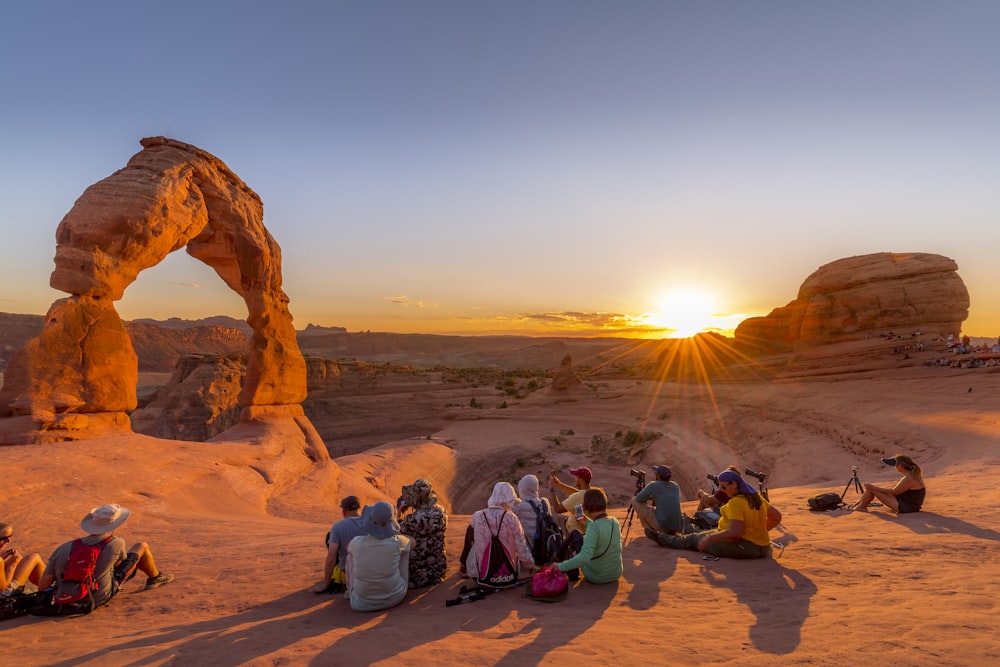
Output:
[132, 354, 245, 441]
[549, 354, 582, 392]
[0, 137, 327, 457]
[735, 252, 969, 352]
[304, 357, 342, 391]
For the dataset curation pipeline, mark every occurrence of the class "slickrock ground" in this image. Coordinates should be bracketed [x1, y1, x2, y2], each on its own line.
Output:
[3, 365, 999, 666]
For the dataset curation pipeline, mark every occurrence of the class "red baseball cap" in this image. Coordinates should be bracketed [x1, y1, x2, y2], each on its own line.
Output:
[569, 466, 593, 483]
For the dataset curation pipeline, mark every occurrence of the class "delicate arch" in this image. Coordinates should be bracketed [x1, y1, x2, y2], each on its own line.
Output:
[0, 137, 324, 456]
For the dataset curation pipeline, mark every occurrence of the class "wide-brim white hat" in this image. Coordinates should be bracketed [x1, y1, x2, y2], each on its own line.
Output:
[80, 503, 131, 534]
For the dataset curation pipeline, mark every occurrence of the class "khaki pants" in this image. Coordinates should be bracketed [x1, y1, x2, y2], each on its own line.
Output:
[630, 499, 675, 535]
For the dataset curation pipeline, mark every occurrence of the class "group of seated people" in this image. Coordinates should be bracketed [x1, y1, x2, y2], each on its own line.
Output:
[3, 455, 925, 621]
[320, 453, 927, 612]
[318, 469, 626, 611]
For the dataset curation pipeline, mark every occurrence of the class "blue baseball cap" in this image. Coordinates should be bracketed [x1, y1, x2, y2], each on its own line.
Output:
[651, 465, 672, 479]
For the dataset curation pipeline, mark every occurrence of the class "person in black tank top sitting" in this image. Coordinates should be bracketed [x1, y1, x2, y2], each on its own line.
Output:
[850, 454, 926, 513]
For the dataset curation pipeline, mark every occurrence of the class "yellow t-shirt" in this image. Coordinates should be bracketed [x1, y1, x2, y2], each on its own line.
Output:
[718, 494, 770, 546]
[563, 489, 588, 535]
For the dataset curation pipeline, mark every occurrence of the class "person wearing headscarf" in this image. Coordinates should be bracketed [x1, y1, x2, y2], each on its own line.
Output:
[461, 482, 535, 586]
[398, 479, 448, 588]
[513, 474, 553, 555]
[647, 470, 780, 559]
[850, 455, 926, 513]
[346, 501, 412, 611]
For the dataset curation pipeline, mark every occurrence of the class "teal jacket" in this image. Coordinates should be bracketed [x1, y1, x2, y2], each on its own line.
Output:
[556, 515, 623, 584]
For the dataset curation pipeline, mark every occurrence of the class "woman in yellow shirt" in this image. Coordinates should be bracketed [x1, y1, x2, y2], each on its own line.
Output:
[647, 470, 780, 559]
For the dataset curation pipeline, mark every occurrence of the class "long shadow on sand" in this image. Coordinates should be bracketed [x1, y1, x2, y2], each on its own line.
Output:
[623, 534, 679, 611]
[873, 510, 1000, 542]
[309, 577, 618, 666]
[698, 557, 817, 655]
[41, 590, 347, 667]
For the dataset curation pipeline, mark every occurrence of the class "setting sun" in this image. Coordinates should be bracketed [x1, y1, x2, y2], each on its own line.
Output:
[649, 288, 722, 338]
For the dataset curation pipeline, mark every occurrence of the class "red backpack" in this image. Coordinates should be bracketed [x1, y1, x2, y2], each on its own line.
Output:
[38, 537, 113, 615]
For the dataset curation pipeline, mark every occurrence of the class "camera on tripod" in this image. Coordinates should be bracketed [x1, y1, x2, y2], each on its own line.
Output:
[744, 467, 766, 482]
[706, 473, 719, 484]
[623, 468, 647, 543]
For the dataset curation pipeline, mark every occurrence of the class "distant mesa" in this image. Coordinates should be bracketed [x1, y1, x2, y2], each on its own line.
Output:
[735, 252, 969, 354]
[132, 315, 253, 338]
[299, 323, 348, 336]
[0, 136, 326, 458]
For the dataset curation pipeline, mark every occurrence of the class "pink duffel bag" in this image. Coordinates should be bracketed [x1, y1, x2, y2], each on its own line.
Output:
[530, 565, 569, 599]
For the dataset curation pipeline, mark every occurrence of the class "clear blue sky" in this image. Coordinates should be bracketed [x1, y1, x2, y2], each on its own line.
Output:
[2, 1, 997, 337]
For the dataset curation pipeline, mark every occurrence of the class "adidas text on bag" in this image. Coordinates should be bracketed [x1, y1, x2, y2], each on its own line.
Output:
[476, 511, 518, 588]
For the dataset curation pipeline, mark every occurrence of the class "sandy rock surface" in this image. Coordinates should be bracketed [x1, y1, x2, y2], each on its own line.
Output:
[2, 369, 999, 666]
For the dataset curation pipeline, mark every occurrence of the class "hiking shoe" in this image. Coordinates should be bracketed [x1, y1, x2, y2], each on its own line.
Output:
[145, 573, 174, 590]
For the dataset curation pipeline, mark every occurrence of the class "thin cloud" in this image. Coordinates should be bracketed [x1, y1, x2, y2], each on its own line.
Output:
[518, 311, 628, 328]
[169, 282, 200, 289]
[385, 295, 437, 308]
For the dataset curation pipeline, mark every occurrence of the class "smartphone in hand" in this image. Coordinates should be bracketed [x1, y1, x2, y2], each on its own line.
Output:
[574, 504, 584, 521]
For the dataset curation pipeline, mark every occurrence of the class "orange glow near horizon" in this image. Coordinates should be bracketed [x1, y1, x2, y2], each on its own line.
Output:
[621, 287, 747, 339]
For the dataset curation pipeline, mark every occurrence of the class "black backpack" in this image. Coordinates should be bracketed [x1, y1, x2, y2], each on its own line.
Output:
[527, 500, 563, 566]
[475, 511, 519, 588]
[688, 510, 721, 531]
[0, 591, 40, 621]
[808, 492, 844, 512]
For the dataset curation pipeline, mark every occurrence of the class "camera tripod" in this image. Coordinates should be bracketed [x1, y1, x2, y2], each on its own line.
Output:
[622, 469, 646, 544]
[841, 466, 864, 501]
[744, 468, 770, 502]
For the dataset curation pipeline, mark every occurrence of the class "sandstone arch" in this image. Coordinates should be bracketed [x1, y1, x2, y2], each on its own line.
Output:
[0, 137, 327, 457]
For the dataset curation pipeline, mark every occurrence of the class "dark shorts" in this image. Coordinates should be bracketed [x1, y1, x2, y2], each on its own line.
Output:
[897, 498, 921, 514]
[112, 552, 140, 592]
